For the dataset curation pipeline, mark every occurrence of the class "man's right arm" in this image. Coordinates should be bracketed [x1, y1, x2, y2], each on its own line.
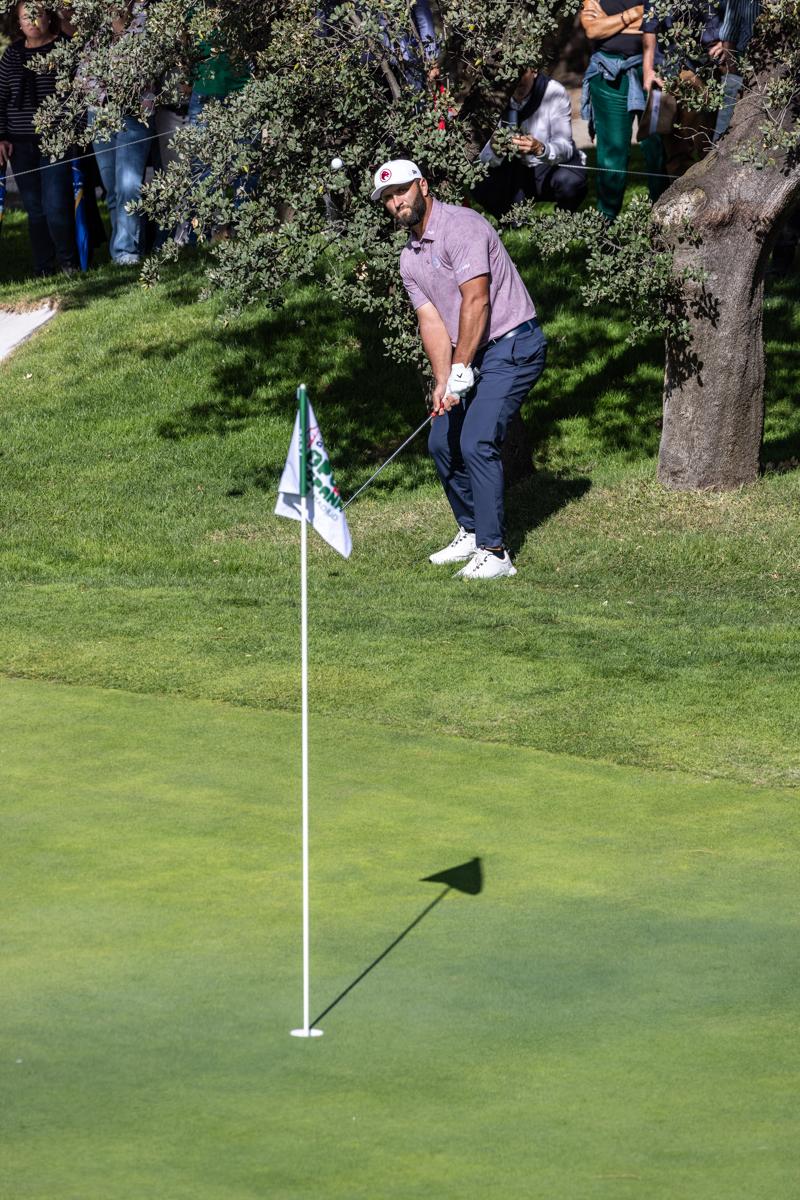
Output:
[640, 0, 664, 91]
[416, 302, 453, 414]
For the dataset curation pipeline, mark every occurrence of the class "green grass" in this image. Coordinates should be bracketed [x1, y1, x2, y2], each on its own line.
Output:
[1, 204, 799, 784]
[4, 676, 799, 1200]
[2, 171, 799, 1199]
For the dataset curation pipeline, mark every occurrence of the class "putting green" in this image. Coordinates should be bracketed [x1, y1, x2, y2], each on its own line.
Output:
[3, 677, 798, 1199]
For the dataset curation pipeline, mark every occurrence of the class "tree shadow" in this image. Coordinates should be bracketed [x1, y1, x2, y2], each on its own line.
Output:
[148, 241, 669, 511]
[762, 281, 800, 468]
[0, 204, 204, 311]
[528, 330, 664, 460]
[153, 295, 429, 492]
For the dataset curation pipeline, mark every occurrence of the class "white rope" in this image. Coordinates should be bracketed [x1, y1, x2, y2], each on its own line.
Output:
[1, 128, 163, 182]
[1, 126, 686, 186]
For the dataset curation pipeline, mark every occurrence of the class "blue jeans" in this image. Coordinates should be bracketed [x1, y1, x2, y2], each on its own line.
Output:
[428, 321, 547, 548]
[713, 73, 743, 142]
[187, 88, 210, 127]
[187, 89, 257, 205]
[11, 141, 78, 274]
[90, 113, 151, 260]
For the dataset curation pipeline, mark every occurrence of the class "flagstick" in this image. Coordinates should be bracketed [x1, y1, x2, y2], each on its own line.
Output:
[292, 385, 323, 1039]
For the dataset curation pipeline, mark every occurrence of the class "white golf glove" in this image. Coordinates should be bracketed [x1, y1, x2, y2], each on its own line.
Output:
[446, 363, 475, 398]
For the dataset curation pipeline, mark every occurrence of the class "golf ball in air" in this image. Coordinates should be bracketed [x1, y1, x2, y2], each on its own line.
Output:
[331, 157, 344, 170]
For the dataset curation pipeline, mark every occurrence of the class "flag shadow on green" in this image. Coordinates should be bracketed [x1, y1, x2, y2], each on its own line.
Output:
[312, 858, 483, 1027]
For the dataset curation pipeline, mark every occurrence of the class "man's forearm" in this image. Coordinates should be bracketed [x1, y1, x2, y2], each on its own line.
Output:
[453, 295, 489, 365]
[418, 314, 453, 383]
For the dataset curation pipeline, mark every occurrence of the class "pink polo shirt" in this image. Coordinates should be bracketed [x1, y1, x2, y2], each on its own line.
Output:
[399, 197, 536, 346]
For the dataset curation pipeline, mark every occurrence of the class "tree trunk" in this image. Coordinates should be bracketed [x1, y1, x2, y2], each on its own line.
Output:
[652, 80, 800, 491]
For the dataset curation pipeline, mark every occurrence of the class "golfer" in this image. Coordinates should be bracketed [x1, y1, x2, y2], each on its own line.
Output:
[371, 159, 546, 579]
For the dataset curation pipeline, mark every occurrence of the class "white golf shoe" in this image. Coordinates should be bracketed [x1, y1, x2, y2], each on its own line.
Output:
[429, 526, 477, 565]
[455, 548, 517, 579]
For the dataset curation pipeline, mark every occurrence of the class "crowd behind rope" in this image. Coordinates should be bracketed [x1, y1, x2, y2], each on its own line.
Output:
[0, 0, 796, 281]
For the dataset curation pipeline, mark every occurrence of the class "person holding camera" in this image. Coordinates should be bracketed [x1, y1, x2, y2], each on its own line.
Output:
[473, 69, 588, 218]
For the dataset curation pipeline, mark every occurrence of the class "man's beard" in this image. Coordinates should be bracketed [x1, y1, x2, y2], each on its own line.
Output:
[394, 190, 427, 228]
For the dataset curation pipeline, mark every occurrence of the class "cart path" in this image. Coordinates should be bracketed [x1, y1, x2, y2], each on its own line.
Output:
[0, 304, 56, 361]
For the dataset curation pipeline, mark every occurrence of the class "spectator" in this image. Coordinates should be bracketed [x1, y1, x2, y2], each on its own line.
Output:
[0, 3, 79, 276]
[182, 37, 254, 239]
[58, 4, 107, 267]
[394, 0, 439, 90]
[317, 2, 439, 94]
[711, 0, 762, 141]
[188, 37, 251, 127]
[474, 68, 588, 217]
[57, 5, 76, 36]
[580, 0, 667, 219]
[641, 2, 720, 179]
[154, 88, 191, 175]
[88, 5, 153, 266]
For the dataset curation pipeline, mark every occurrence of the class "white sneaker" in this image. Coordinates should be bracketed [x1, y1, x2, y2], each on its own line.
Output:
[429, 526, 477, 564]
[456, 548, 517, 579]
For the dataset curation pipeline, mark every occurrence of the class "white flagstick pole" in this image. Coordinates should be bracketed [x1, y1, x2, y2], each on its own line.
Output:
[292, 385, 323, 1039]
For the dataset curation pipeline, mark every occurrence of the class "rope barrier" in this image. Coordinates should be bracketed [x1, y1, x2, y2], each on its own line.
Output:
[1, 127, 164, 182]
[1, 125, 692, 186]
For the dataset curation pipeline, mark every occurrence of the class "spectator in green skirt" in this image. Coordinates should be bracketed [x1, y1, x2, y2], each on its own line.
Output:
[579, 0, 667, 219]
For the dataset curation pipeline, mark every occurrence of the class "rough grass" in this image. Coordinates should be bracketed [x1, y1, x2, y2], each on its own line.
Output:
[0, 204, 799, 787]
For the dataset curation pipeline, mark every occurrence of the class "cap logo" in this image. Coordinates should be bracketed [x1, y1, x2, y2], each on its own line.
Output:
[379, 168, 392, 182]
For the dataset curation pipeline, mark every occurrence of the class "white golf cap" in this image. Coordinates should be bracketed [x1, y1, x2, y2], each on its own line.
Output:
[370, 159, 423, 202]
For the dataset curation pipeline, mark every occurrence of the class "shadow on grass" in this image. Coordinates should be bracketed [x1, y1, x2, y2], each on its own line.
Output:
[0, 204, 204, 310]
[311, 858, 483, 1030]
[147, 240, 667, 505]
[5, 186, 797, 491]
[153, 294, 430, 491]
[506, 470, 592, 557]
[529, 330, 664, 459]
[762, 281, 800, 467]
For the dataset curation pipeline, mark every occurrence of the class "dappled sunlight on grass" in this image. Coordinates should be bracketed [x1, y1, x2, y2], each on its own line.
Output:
[1, 194, 798, 785]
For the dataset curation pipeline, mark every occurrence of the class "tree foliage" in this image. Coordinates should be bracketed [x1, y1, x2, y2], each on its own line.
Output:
[11, 0, 571, 366]
[4, 1, 799, 374]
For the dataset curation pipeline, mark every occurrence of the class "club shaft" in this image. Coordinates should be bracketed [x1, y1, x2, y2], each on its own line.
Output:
[342, 413, 432, 510]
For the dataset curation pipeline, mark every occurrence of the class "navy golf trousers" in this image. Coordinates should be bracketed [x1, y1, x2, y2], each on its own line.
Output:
[428, 320, 547, 548]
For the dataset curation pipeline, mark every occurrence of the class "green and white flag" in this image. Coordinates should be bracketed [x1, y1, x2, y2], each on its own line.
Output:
[275, 392, 352, 558]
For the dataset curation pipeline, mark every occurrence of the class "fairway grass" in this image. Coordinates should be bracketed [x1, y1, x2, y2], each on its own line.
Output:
[4, 677, 799, 1200]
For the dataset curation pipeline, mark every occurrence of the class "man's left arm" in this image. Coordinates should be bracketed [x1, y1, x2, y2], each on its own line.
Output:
[444, 274, 490, 404]
[452, 274, 490, 371]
